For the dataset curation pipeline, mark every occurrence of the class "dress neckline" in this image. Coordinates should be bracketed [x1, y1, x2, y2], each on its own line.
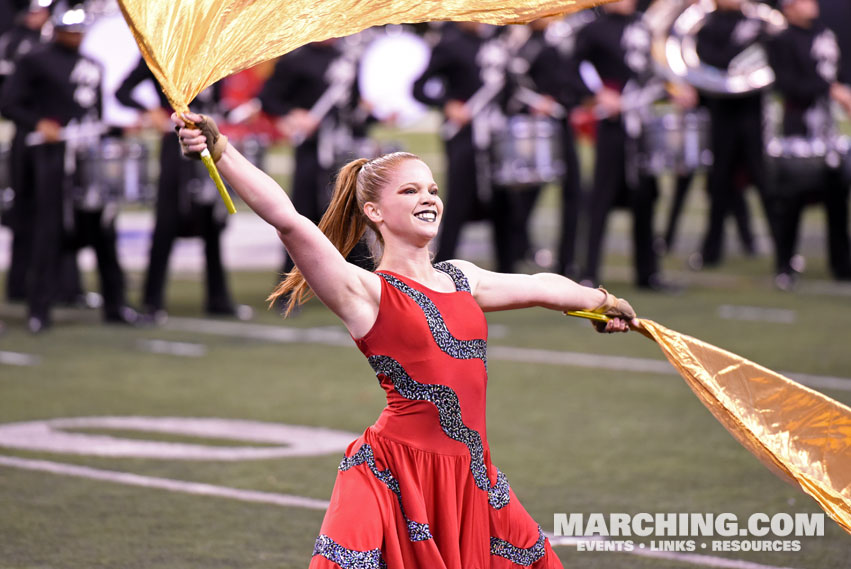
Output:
[375, 268, 459, 295]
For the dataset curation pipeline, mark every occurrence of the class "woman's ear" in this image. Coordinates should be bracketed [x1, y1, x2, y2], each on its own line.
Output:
[364, 201, 382, 224]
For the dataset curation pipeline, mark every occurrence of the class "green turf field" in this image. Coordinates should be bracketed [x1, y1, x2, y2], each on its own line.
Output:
[1, 129, 850, 568]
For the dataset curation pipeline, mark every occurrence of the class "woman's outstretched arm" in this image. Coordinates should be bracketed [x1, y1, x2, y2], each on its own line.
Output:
[172, 112, 380, 337]
[448, 260, 635, 332]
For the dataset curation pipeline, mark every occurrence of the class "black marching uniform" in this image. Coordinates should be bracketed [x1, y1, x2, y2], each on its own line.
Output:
[695, 8, 772, 265]
[573, 10, 662, 288]
[0, 40, 131, 330]
[413, 24, 516, 271]
[258, 41, 373, 274]
[0, 17, 42, 300]
[767, 21, 851, 280]
[508, 27, 585, 276]
[116, 57, 238, 317]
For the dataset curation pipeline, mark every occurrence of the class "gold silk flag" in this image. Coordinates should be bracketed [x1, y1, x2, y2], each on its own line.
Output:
[638, 319, 851, 534]
[116, 0, 603, 116]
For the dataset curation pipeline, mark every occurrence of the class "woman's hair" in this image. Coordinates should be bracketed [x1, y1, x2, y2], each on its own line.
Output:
[268, 151, 421, 316]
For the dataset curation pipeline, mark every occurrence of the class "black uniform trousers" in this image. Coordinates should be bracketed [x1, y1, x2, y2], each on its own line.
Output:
[5, 130, 34, 301]
[701, 99, 768, 264]
[5, 131, 84, 303]
[28, 142, 126, 321]
[142, 134, 233, 313]
[771, 169, 851, 278]
[582, 119, 658, 286]
[557, 124, 582, 277]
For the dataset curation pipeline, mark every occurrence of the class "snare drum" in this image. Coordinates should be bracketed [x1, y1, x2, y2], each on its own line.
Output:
[71, 138, 126, 211]
[491, 115, 565, 188]
[70, 138, 152, 210]
[121, 139, 153, 204]
[638, 107, 712, 176]
[764, 135, 849, 196]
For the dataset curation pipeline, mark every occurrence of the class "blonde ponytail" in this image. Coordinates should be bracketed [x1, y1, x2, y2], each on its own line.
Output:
[267, 151, 419, 317]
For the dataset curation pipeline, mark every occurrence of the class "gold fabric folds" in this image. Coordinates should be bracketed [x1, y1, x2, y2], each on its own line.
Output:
[639, 319, 851, 534]
[116, 0, 603, 113]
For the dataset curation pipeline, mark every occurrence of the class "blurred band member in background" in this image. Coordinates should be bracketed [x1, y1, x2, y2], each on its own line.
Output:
[0, 2, 134, 333]
[766, 0, 851, 287]
[691, 0, 774, 269]
[258, 39, 375, 280]
[0, 0, 52, 302]
[573, 0, 669, 290]
[509, 18, 586, 277]
[413, 22, 516, 271]
[116, 58, 247, 322]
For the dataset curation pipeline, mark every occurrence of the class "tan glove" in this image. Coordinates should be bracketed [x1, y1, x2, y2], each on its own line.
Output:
[589, 287, 636, 333]
[180, 113, 228, 163]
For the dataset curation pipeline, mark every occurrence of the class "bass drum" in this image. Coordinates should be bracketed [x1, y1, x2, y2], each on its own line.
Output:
[638, 106, 712, 176]
[491, 115, 565, 188]
[358, 25, 430, 127]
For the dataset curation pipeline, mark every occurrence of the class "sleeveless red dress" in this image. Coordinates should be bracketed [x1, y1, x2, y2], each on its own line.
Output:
[309, 262, 563, 569]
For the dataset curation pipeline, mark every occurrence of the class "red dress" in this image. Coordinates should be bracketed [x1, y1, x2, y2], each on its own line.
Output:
[309, 262, 563, 569]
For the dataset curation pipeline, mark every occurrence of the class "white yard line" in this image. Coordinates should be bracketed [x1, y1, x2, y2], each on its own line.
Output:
[0, 455, 330, 510]
[136, 339, 208, 357]
[0, 350, 40, 366]
[717, 305, 797, 324]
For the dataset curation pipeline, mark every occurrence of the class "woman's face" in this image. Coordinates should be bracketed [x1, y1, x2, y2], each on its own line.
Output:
[367, 159, 443, 246]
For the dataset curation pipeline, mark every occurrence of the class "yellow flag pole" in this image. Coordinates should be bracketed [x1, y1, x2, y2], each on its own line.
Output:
[200, 148, 237, 214]
[564, 310, 610, 323]
[173, 102, 236, 215]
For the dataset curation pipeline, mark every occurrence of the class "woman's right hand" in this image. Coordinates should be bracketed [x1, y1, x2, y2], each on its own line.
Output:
[171, 111, 228, 162]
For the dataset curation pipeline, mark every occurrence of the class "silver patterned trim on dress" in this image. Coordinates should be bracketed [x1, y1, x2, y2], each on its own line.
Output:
[375, 272, 486, 365]
[433, 261, 471, 292]
[312, 534, 387, 569]
[490, 525, 548, 566]
[339, 444, 433, 542]
[367, 355, 511, 510]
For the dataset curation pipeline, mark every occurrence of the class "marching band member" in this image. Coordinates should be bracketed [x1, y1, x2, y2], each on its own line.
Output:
[766, 0, 851, 287]
[573, 0, 670, 290]
[0, 2, 134, 333]
[0, 0, 52, 302]
[116, 58, 247, 322]
[412, 22, 516, 272]
[508, 18, 586, 277]
[691, 0, 773, 268]
[258, 39, 375, 279]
